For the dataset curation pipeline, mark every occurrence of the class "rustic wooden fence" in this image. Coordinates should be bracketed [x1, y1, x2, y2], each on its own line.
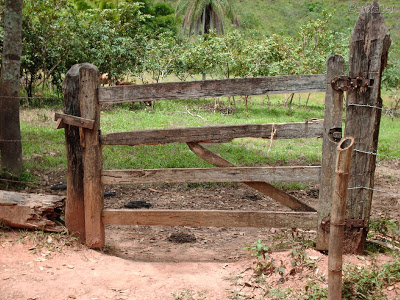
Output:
[56, 2, 390, 253]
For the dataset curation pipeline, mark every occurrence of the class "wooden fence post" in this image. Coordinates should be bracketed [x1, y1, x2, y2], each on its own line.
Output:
[63, 64, 86, 241]
[343, 0, 390, 253]
[328, 137, 354, 300]
[62, 63, 104, 247]
[78, 64, 105, 248]
[316, 55, 345, 250]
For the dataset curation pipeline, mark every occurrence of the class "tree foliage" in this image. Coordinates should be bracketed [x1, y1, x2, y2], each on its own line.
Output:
[167, 14, 347, 81]
[7, 0, 177, 99]
[0, 0, 396, 104]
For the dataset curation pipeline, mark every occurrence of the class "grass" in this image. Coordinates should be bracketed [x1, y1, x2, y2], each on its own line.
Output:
[342, 256, 400, 299]
[7, 90, 399, 188]
[237, 223, 400, 300]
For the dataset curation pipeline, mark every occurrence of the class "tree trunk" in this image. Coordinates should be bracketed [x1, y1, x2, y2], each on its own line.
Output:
[204, 4, 211, 34]
[0, 0, 23, 175]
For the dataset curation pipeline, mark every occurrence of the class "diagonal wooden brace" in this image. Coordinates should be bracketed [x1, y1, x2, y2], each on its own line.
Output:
[54, 112, 95, 130]
[186, 142, 316, 212]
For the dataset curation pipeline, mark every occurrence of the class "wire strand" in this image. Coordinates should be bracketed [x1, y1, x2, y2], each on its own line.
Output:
[0, 95, 63, 100]
[354, 149, 400, 160]
[347, 103, 384, 110]
[0, 177, 39, 185]
[348, 186, 400, 196]
[0, 139, 65, 144]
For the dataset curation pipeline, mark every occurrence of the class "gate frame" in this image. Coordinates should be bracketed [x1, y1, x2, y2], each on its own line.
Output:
[57, 1, 390, 254]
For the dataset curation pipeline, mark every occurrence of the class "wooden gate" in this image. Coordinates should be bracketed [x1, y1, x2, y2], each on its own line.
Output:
[56, 1, 390, 253]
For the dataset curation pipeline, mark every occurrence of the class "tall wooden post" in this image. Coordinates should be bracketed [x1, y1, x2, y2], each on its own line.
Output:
[63, 65, 86, 241]
[328, 137, 354, 300]
[343, 0, 390, 253]
[63, 63, 104, 247]
[79, 64, 105, 248]
[316, 55, 345, 250]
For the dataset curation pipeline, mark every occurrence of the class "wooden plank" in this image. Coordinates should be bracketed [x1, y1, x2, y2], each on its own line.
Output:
[62, 64, 86, 241]
[101, 166, 321, 185]
[343, 1, 391, 254]
[54, 112, 95, 129]
[101, 121, 323, 146]
[102, 209, 318, 228]
[54, 118, 66, 130]
[98, 74, 326, 104]
[0, 190, 64, 232]
[316, 55, 345, 250]
[187, 142, 316, 212]
[79, 64, 105, 248]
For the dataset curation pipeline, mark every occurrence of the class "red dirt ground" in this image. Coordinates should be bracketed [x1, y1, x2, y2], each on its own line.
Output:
[1, 161, 400, 299]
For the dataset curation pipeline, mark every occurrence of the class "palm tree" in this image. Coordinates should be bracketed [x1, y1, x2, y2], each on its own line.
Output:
[176, 0, 239, 36]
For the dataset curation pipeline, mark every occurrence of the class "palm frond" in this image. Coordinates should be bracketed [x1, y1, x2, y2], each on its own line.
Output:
[176, 0, 239, 36]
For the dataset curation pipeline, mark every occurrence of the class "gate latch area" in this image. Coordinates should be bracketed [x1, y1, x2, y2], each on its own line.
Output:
[321, 217, 365, 233]
[331, 76, 373, 92]
[328, 127, 342, 142]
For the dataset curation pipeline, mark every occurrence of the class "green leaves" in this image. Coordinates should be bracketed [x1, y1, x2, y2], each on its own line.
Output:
[18, 0, 178, 100]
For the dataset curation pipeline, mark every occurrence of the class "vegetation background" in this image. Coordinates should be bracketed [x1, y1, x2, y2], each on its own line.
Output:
[0, 0, 399, 103]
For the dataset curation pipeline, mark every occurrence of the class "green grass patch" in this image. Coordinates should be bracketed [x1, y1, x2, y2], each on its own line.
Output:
[16, 92, 400, 186]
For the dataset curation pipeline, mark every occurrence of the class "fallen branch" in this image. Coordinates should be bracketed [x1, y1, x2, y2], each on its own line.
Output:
[0, 190, 65, 232]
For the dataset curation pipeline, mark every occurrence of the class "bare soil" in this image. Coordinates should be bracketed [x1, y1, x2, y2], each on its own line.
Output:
[1, 161, 400, 299]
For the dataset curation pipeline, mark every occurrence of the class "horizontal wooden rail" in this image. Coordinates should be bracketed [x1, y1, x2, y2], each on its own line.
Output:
[102, 209, 318, 228]
[98, 74, 326, 104]
[101, 121, 323, 146]
[101, 166, 321, 185]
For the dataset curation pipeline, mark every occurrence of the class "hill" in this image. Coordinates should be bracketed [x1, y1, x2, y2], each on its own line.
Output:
[163, 0, 399, 58]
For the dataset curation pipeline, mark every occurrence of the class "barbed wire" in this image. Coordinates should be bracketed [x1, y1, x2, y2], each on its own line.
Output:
[0, 95, 63, 101]
[347, 103, 384, 110]
[347, 102, 400, 117]
[0, 177, 39, 185]
[348, 186, 400, 197]
[0, 139, 65, 144]
[353, 149, 400, 161]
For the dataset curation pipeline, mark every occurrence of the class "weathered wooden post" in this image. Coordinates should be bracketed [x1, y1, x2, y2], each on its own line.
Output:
[62, 63, 104, 247]
[328, 137, 354, 300]
[317, 1, 390, 253]
[316, 55, 345, 250]
[343, 0, 390, 253]
[79, 64, 105, 248]
[63, 65, 86, 241]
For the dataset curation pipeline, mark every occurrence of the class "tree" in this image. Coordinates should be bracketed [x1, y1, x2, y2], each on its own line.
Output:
[176, 0, 239, 36]
[0, 0, 23, 175]
[21, 0, 75, 101]
[138, 34, 179, 83]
